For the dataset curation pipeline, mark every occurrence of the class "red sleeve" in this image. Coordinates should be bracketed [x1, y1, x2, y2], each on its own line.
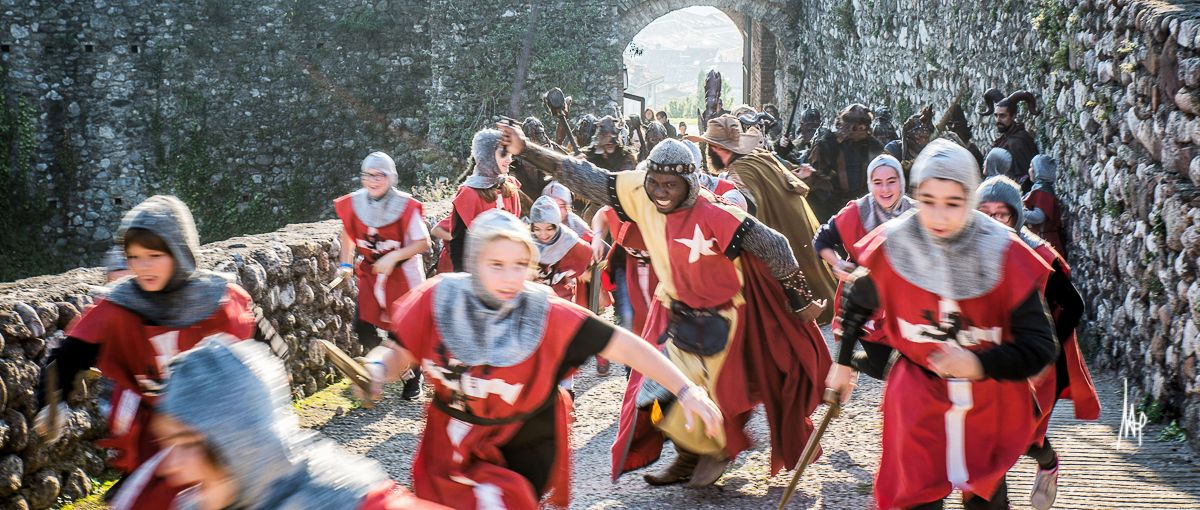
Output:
[218, 284, 256, 339]
[66, 299, 123, 344]
[388, 277, 440, 355]
[334, 195, 356, 235]
[559, 242, 592, 276]
[452, 186, 483, 227]
[358, 481, 449, 510]
[1004, 236, 1053, 309]
[436, 216, 451, 230]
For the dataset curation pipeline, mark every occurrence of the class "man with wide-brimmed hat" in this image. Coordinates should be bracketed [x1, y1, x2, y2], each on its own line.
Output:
[493, 122, 831, 491]
[689, 114, 838, 324]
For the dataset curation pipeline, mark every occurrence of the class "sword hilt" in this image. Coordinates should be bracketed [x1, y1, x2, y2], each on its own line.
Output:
[823, 387, 842, 418]
[823, 387, 840, 405]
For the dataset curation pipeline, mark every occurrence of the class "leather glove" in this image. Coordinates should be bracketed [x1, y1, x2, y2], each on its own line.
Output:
[780, 270, 826, 323]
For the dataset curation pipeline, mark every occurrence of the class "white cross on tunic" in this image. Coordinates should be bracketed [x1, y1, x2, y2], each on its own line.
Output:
[674, 224, 718, 263]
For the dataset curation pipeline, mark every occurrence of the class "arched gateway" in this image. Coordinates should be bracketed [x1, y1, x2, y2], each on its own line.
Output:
[616, 1, 794, 110]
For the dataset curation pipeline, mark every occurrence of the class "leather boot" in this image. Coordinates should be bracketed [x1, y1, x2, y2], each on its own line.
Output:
[686, 454, 731, 488]
[642, 450, 699, 486]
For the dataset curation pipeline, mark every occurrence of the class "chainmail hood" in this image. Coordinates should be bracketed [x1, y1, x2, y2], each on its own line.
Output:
[434, 210, 551, 367]
[646, 139, 701, 210]
[106, 196, 230, 328]
[465, 129, 505, 189]
[977, 175, 1026, 232]
[160, 338, 388, 510]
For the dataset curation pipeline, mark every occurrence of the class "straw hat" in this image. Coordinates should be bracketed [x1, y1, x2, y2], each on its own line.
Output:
[685, 114, 763, 155]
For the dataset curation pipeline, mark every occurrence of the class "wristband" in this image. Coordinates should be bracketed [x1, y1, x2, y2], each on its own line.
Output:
[364, 359, 387, 378]
[676, 383, 699, 402]
[339, 262, 353, 269]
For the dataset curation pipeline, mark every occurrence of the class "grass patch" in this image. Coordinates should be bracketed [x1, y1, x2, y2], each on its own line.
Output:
[293, 379, 360, 412]
[1159, 420, 1188, 442]
[1138, 396, 1166, 423]
[55, 471, 120, 510]
[1032, 0, 1071, 71]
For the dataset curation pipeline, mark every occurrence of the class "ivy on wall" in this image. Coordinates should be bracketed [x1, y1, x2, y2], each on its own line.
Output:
[0, 76, 59, 281]
[1031, 0, 1072, 73]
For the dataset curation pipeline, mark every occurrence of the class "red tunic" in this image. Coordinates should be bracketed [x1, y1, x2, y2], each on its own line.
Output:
[391, 278, 589, 509]
[857, 228, 1051, 509]
[1024, 189, 1066, 257]
[1030, 244, 1100, 443]
[831, 201, 889, 345]
[536, 238, 592, 302]
[69, 285, 255, 510]
[602, 207, 660, 335]
[451, 177, 522, 226]
[447, 179, 522, 272]
[334, 194, 426, 328]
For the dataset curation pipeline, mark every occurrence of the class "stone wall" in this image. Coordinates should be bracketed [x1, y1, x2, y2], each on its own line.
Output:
[1042, 0, 1200, 451]
[1, 0, 443, 281]
[0, 194, 447, 509]
[2, 0, 785, 281]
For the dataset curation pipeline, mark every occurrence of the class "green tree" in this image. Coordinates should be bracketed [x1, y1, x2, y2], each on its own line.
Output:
[663, 71, 734, 123]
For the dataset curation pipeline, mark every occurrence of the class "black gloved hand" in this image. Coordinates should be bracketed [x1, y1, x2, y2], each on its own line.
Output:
[780, 270, 826, 322]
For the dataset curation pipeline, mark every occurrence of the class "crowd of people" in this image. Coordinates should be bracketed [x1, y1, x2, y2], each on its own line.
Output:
[29, 79, 1096, 510]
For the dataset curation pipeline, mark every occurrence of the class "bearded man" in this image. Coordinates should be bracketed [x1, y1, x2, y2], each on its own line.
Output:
[981, 89, 1041, 186]
[691, 115, 838, 323]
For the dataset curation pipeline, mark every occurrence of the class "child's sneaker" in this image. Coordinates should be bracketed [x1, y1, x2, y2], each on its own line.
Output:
[1030, 463, 1058, 510]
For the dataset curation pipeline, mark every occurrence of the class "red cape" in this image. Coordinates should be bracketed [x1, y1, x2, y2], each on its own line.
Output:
[610, 254, 831, 478]
[731, 254, 832, 472]
[1032, 245, 1100, 434]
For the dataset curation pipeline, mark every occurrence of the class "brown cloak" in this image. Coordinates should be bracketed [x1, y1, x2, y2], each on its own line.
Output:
[993, 123, 1039, 182]
[726, 151, 838, 323]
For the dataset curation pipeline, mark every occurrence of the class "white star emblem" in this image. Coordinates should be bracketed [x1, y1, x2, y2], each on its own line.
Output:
[674, 225, 718, 263]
